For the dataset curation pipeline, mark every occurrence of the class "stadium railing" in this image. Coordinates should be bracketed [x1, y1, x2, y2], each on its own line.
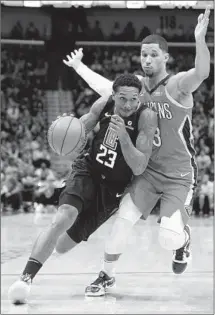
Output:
[1, 39, 214, 47]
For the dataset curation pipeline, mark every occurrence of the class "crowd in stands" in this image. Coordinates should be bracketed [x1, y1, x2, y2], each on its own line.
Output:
[6, 18, 214, 43]
[1, 36, 214, 217]
[9, 21, 42, 40]
[1, 45, 66, 214]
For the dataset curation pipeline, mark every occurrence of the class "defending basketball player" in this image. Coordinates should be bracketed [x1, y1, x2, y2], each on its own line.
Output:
[8, 74, 158, 304]
[62, 8, 211, 296]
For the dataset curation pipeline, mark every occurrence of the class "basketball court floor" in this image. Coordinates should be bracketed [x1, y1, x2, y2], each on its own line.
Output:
[1, 212, 214, 314]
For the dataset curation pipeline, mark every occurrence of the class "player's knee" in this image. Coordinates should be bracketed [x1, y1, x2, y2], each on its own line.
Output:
[58, 204, 78, 221]
[51, 205, 78, 233]
[158, 210, 185, 250]
[117, 193, 142, 225]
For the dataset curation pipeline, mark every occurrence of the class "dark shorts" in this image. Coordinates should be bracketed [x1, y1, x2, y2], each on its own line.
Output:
[58, 155, 124, 243]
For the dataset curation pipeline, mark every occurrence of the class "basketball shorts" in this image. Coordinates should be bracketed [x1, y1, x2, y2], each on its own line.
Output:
[58, 155, 124, 243]
[127, 168, 195, 225]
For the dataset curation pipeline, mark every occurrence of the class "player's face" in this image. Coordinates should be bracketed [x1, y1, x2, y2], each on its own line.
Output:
[140, 43, 169, 77]
[112, 86, 140, 118]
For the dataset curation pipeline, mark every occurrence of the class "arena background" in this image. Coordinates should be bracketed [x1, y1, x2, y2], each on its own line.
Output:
[1, 0, 214, 216]
[0, 2, 214, 314]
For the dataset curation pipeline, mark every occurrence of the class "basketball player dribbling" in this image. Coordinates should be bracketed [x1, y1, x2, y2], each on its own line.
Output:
[8, 74, 158, 303]
[62, 8, 211, 296]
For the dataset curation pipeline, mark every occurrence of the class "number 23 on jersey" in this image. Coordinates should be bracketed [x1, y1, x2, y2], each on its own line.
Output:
[96, 126, 162, 169]
[96, 144, 117, 168]
[96, 126, 118, 169]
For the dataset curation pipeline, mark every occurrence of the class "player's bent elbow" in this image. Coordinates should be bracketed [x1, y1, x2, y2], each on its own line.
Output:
[200, 72, 209, 81]
[133, 166, 145, 176]
[196, 69, 210, 81]
[133, 170, 142, 176]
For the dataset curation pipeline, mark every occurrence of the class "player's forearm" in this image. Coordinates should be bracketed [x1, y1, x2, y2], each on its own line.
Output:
[119, 133, 148, 176]
[76, 63, 113, 96]
[195, 39, 210, 79]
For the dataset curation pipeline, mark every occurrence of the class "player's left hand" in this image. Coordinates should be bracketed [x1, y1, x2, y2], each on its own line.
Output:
[195, 6, 210, 42]
[109, 115, 127, 141]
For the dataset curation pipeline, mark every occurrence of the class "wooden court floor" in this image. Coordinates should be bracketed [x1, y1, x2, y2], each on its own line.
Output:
[1, 212, 214, 314]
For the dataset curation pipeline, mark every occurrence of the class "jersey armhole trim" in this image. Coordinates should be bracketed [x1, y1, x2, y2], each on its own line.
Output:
[165, 87, 193, 109]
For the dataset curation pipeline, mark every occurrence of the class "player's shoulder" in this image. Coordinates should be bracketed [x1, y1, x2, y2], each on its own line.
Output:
[166, 72, 187, 88]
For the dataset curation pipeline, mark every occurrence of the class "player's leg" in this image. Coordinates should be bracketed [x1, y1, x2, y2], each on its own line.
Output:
[57, 184, 121, 254]
[8, 199, 80, 304]
[85, 175, 161, 296]
[159, 184, 194, 274]
[8, 157, 96, 304]
[104, 177, 160, 276]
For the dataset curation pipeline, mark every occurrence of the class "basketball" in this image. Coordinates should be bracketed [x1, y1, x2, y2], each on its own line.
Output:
[8, 280, 31, 304]
[47, 114, 87, 156]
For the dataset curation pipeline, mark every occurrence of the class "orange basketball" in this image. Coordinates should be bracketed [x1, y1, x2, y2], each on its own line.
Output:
[47, 115, 87, 156]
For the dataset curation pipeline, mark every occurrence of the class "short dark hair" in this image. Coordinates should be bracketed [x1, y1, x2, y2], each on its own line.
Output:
[113, 74, 142, 93]
[141, 34, 168, 52]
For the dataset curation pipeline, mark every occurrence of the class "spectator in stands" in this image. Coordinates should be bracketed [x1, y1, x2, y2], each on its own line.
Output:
[91, 20, 104, 41]
[74, 87, 96, 117]
[32, 140, 50, 169]
[186, 24, 195, 42]
[137, 24, 151, 41]
[10, 21, 23, 39]
[198, 138, 210, 155]
[1, 176, 23, 213]
[7, 141, 19, 160]
[91, 58, 103, 74]
[121, 22, 136, 41]
[174, 25, 186, 42]
[34, 162, 55, 181]
[197, 149, 212, 173]
[6, 101, 19, 122]
[25, 22, 40, 40]
[199, 174, 214, 215]
[109, 22, 122, 41]
[34, 58, 48, 86]
[4, 157, 19, 180]
[34, 162, 56, 209]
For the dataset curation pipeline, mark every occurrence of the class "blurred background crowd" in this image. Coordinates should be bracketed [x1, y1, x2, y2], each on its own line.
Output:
[1, 3, 214, 217]
[3, 17, 214, 43]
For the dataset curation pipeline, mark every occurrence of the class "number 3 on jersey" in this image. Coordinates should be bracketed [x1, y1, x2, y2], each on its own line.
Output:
[153, 127, 161, 147]
[96, 144, 117, 168]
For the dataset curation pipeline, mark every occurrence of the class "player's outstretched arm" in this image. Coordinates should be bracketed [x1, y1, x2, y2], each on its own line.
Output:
[110, 108, 158, 175]
[173, 7, 211, 94]
[80, 95, 110, 134]
[63, 48, 113, 97]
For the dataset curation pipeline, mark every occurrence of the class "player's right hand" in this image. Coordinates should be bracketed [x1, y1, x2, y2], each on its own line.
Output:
[194, 6, 210, 42]
[63, 48, 83, 70]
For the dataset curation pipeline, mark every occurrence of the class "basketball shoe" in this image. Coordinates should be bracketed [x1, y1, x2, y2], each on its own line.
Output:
[85, 271, 115, 297]
[172, 225, 191, 274]
[8, 274, 32, 304]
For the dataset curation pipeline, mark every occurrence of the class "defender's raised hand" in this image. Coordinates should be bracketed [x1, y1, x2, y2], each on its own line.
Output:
[63, 48, 84, 70]
[195, 6, 210, 42]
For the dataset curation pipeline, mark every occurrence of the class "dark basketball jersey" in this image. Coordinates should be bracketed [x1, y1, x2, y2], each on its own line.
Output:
[139, 75, 198, 187]
[89, 97, 145, 187]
